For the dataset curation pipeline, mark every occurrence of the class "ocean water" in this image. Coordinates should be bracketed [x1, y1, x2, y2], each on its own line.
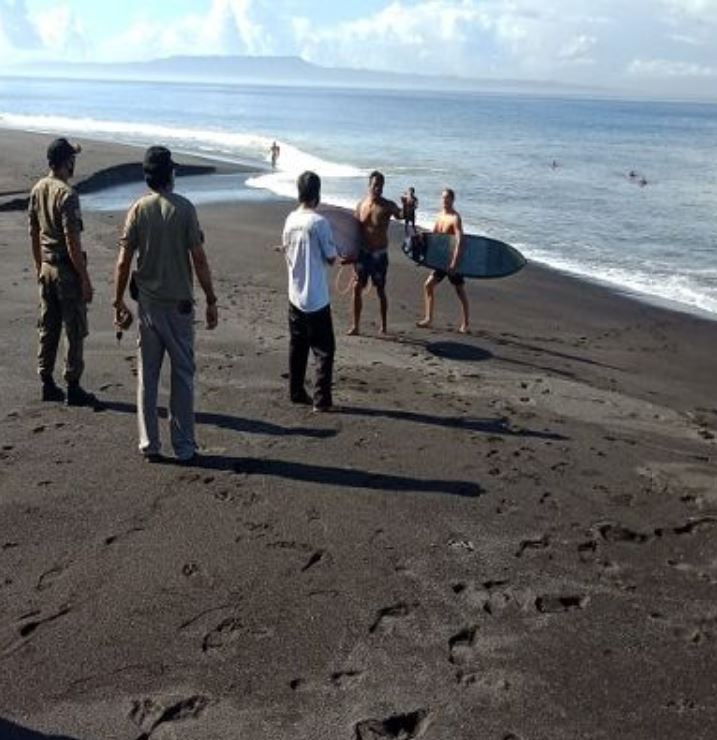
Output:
[2, 76, 716, 317]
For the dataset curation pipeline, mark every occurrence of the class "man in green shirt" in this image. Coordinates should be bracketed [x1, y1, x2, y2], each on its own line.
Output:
[113, 146, 218, 463]
[28, 137, 98, 406]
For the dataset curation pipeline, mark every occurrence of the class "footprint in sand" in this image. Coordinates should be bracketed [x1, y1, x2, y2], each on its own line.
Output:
[448, 626, 479, 666]
[369, 603, 416, 635]
[201, 617, 245, 654]
[330, 670, 365, 689]
[596, 522, 650, 544]
[515, 536, 550, 558]
[3, 605, 72, 657]
[129, 695, 210, 739]
[36, 563, 69, 591]
[354, 709, 430, 740]
[535, 594, 589, 614]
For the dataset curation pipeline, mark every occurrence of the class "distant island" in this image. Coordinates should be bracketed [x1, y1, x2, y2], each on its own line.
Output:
[9, 54, 601, 97]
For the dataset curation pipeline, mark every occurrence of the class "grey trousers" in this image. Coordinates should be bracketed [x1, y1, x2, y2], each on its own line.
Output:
[137, 300, 196, 460]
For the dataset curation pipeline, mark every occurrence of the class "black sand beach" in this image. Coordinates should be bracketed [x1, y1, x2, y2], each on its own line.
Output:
[1, 130, 716, 739]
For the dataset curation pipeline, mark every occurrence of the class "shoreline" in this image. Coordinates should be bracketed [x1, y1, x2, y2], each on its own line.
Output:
[1, 127, 715, 325]
[1, 127, 716, 738]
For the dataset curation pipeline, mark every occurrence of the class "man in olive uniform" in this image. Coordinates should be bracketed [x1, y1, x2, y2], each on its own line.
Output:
[29, 137, 98, 406]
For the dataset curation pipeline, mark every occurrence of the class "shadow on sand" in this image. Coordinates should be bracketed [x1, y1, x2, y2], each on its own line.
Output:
[0, 718, 80, 740]
[175, 454, 483, 498]
[425, 341, 493, 362]
[339, 406, 568, 441]
[391, 335, 617, 379]
[101, 400, 336, 439]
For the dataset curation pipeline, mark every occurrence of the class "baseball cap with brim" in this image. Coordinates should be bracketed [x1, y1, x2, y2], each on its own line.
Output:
[143, 146, 177, 175]
[47, 137, 81, 167]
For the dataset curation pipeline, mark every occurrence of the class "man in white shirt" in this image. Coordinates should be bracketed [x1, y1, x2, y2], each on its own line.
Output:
[281, 171, 338, 411]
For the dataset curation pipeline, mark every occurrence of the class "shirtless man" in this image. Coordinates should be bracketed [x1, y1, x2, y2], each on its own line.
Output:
[348, 171, 402, 335]
[416, 188, 469, 333]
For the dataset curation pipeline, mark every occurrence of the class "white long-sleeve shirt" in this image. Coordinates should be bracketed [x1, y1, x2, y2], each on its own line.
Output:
[281, 208, 337, 312]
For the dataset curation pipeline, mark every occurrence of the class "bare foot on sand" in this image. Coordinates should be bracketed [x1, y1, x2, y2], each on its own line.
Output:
[346, 326, 359, 336]
[378, 326, 387, 336]
[458, 324, 470, 334]
[416, 319, 432, 329]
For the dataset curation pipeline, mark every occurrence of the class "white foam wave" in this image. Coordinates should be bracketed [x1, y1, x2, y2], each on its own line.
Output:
[523, 245, 717, 317]
[0, 111, 363, 181]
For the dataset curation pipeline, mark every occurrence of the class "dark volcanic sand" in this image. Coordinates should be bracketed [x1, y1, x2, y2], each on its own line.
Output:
[1, 130, 716, 739]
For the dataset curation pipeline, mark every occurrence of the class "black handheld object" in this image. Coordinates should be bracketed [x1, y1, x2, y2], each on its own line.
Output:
[115, 306, 133, 342]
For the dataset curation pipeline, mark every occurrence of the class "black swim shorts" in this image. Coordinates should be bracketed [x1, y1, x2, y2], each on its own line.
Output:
[432, 269, 465, 287]
[355, 249, 389, 289]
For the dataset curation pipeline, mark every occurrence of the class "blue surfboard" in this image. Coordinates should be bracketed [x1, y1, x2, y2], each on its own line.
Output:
[402, 232, 526, 279]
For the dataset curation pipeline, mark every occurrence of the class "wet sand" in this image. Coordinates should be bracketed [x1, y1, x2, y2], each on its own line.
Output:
[1, 130, 716, 739]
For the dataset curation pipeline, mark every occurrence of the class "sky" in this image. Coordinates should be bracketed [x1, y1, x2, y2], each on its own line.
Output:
[2, 0, 717, 97]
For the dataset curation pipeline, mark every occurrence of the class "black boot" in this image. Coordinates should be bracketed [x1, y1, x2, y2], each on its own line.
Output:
[41, 376, 65, 402]
[66, 383, 99, 408]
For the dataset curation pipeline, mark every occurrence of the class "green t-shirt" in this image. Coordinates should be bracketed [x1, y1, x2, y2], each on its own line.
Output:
[120, 191, 203, 305]
[28, 176, 83, 262]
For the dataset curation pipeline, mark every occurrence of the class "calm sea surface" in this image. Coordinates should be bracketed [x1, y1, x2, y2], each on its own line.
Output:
[2, 77, 716, 317]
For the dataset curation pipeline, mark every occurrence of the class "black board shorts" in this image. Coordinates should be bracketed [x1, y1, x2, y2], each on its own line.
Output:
[355, 249, 389, 288]
[432, 269, 465, 287]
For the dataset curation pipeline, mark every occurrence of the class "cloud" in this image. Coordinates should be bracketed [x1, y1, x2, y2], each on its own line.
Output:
[557, 34, 596, 63]
[628, 57, 717, 78]
[291, 0, 584, 78]
[661, 0, 717, 23]
[0, 0, 43, 51]
[30, 3, 87, 55]
[1, 0, 87, 58]
[4, 0, 717, 96]
[102, 0, 278, 61]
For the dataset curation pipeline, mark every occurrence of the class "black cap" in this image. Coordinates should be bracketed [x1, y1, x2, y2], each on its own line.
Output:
[143, 146, 176, 175]
[47, 138, 81, 167]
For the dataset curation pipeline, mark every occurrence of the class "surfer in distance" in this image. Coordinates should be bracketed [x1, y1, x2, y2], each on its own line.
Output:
[416, 188, 470, 334]
[347, 171, 403, 336]
[401, 187, 418, 229]
[627, 170, 648, 186]
[270, 140, 280, 169]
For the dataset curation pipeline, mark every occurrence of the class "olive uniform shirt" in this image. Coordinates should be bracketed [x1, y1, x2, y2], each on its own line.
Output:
[119, 191, 203, 306]
[28, 175, 83, 262]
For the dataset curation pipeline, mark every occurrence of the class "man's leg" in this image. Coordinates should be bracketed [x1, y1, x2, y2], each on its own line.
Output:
[347, 279, 364, 336]
[347, 260, 368, 336]
[37, 266, 63, 399]
[288, 304, 311, 403]
[454, 281, 470, 333]
[417, 273, 439, 328]
[376, 286, 388, 335]
[372, 253, 389, 335]
[137, 302, 165, 457]
[62, 299, 87, 387]
[308, 305, 335, 409]
[163, 306, 197, 461]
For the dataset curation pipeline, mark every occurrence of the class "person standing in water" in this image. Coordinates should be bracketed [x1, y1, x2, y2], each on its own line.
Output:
[270, 141, 281, 169]
[401, 187, 418, 229]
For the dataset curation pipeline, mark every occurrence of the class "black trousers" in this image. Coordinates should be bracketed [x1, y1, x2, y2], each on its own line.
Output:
[288, 303, 335, 408]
